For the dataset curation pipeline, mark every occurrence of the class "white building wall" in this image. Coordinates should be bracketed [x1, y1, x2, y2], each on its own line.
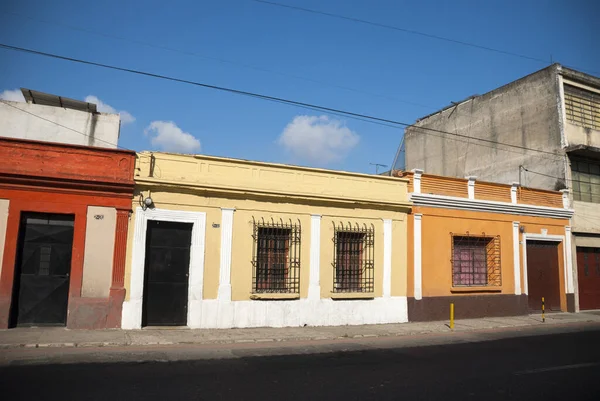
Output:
[0, 101, 120, 148]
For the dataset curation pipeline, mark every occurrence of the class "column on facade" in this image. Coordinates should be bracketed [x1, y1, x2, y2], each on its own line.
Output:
[218, 208, 235, 302]
[106, 208, 130, 328]
[413, 214, 423, 300]
[308, 214, 322, 301]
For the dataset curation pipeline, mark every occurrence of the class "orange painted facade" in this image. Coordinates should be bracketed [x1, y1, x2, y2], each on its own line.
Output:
[401, 170, 574, 321]
[0, 137, 135, 329]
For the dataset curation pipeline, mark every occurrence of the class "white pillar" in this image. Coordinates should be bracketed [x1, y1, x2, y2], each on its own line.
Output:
[308, 214, 322, 300]
[467, 176, 477, 199]
[565, 226, 574, 293]
[411, 168, 423, 193]
[383, 219, 393, 298]
[522, 234, 529, 295]
[560, 189, 571, 209]
[511, 182, 519, 204]
[414, 214, 423, 300]
[217, 208, 235, 301]
[512, 221, 521, 295]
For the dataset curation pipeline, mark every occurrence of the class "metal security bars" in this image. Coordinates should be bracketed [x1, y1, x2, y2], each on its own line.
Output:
[564, 84, 600, 131]
[451, 233, 501, 287]
[332, 222, 375, 293]
[252, 218, 301, 294]
[570, 158, 600, 204]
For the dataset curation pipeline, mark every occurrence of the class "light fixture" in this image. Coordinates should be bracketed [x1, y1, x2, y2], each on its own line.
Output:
[139, 193, 154, 211]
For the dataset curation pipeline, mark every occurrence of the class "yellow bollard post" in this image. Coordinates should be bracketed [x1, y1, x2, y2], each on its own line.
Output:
[450, 303, 455, 330]
[542, 297, 545, 323]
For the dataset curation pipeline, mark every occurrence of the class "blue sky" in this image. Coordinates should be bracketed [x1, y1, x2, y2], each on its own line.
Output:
[0, 0, 598, 174]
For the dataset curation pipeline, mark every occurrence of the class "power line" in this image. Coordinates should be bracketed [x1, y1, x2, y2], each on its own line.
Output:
[0, 43, 565, 161]
[523, 167, 600, 187]
[5, 10, 435, 111]
[0, 99, 130, 150]
[249, 0, 600, 76]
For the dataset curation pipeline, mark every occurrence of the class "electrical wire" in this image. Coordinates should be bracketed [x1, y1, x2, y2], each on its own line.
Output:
[249, 0, 600, 76]
[523, 167, 600, 187]
[4, 10, 436, 111]
[0, 43, 566, 162]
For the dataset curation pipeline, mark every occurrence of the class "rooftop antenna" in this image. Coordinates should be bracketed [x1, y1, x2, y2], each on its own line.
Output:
[370, 163, 388, 174]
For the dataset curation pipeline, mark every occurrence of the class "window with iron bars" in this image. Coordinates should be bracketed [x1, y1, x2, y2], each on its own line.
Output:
[564, 84, 600, 131]
[451, 234, 501, 287]
[251, 218, 301, 294]
[332, 223, 375, 293]
[570, 157, 600, 204]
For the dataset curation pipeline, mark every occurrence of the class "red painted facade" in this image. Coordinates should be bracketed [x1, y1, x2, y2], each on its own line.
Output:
[0, 137, 135, 329]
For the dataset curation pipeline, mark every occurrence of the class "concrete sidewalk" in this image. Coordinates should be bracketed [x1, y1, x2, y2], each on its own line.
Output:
[1, 312, 599, 349]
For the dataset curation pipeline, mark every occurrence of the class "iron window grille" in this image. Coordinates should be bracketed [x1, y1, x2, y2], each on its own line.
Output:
[251, 217, 301, 294]
[451, 233, 501, 287]
[332, 222, 375, 293]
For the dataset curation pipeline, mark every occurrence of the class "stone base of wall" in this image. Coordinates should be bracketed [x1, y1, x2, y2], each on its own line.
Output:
[407, 294, 529, 322]
[566, 293, 576, 313]
[67, 298, 110, 329]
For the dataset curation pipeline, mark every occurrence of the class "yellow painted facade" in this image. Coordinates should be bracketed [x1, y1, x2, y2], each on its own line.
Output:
[121, 152, 411, 329]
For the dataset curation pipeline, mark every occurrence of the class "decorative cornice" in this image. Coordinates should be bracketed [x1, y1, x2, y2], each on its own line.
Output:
[410, 192, 574, 219]
[136, 177, 413, 211]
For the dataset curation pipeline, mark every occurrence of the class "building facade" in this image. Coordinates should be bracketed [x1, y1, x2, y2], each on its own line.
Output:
[401, 170, 573, 321]
[0, 88, 121, 148]
[403, 64, 600, 311]
[0, 137, 135, 329]
[121, 152, 412, 329]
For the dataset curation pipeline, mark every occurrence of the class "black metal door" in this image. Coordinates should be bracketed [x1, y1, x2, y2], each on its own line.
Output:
[142, 220, 192, 326]
[10, 213, 74, 327]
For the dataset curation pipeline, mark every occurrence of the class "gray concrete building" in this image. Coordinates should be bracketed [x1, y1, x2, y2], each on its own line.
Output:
[403, 64, 600, 312]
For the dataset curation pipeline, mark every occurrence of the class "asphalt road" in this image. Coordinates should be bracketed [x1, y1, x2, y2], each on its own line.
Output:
[1, 326, 600, 401]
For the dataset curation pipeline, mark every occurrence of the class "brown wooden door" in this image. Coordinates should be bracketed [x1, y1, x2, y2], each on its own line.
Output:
[577, 247, 600, 310]
[526, 241, 561, 311]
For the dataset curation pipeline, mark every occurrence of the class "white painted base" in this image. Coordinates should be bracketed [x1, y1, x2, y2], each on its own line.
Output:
[121, 300, 143, 330]
[123, 297, 408, 329]
[192, 297, 408, 329]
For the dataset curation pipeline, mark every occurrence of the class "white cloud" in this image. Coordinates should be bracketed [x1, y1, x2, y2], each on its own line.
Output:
[145, 120, 201, 153]
[277, 115, 359, 164]
[0, 89, 25, 102]
[84, 95, 135, 124]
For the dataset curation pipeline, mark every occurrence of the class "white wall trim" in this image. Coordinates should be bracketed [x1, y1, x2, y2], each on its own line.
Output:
[466, 176, 476, 200]
[121, 207, 207, 329]
[512, 221, 521, 295]
[564, 226, 574, 294]
[411, 168, 423, 193]
[218, 208, 235, 302]
[410, 192, 574, 219]
[522, 233, 567, 299]
[382, 218, 392, 298]
[511, 183, 519, 204]
[413, 213, 423, 300]
[308, 214, 322, 301]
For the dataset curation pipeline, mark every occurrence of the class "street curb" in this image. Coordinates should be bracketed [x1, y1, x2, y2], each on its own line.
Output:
[1, 319, 599, 350]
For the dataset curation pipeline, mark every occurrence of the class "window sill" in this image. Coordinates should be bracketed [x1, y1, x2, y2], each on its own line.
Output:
[450, 287, 502, 293]
[329, 292, 375, 300]
[250, 293, 300, 300]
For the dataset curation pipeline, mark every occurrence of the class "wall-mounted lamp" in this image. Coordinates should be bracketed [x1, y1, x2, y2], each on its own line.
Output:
[519, 225, 526, 234]
[139, 193, 154, 211]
